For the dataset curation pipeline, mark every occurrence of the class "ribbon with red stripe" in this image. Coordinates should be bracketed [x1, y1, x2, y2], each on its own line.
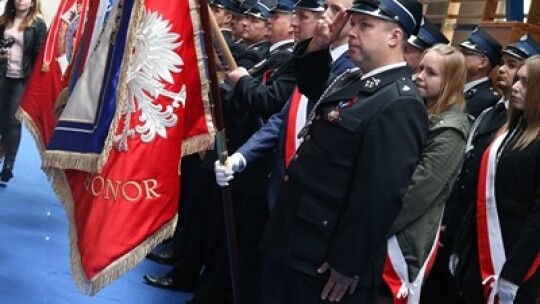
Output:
[383, 226, 442, 303]
[476, 132, 507, 303]
[477, 131, 540, 303]
[285, 87, 308, 167]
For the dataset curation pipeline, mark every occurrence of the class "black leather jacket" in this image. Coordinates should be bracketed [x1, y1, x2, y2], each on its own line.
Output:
[0, 17, 47, 78]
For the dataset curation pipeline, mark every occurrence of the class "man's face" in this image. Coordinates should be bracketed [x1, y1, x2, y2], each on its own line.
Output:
[266, 12, 293, 44]
[460, 46, 489, 80]
[404, 44, 423, 73]
[210, 6, 232, 27]
[231, 15, 246, 40]
[347, 13, 397, 71]
[241, 15, 268, 45]
[497, 53, 522, 92]
[291, 9, 321, 42]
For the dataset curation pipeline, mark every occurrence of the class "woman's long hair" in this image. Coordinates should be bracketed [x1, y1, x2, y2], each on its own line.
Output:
[425, 44, 467, 116]
[0, 0, 43, 30]
[506, 55, 540, 150]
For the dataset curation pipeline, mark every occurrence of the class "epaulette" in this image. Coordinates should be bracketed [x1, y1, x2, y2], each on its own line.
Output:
[489, 86, 500, 97]
[396, 77, 417, 97]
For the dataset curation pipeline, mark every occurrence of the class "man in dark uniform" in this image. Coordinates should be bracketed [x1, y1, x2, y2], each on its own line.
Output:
[216, 1, 296, 303]
[459, 27, 502, 118]
[209, 0, 247, 59]
[145, 0, 294, 302]
[215, 1, 354, 303]
[403, 18, 449, 80]
[438, 33, 540, 304]
[255, 0, 428, 302]
[233, 1, 274, 69]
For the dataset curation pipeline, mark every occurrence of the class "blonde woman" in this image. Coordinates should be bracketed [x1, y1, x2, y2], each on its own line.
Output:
[0, 0, 46, 183]
[379, 44, 470, 304]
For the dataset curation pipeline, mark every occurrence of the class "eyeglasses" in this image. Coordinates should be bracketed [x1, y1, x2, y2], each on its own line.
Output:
[461, 49, 486, 58]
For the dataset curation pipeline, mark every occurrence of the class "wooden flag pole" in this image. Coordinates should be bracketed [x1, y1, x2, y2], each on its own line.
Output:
[207, 7, 238, 71]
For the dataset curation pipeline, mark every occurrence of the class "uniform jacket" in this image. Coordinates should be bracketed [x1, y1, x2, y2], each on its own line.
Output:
[388, 105, 470, 281]
[224, 40, 295, 196]
[493, 131, 540, 288]
[453, 126, 540, 303]
[464, 79, 500, 118]
[237, 51, 354, 208]
[221, 29, 246, 60]
[235, 40, 271, 70]
[444, 101, 507, 244]
[0, 17, 47, 79]
[261, 41, 429, 286]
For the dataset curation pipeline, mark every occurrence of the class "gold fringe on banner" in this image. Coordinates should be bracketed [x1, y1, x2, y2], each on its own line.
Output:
[42, 151, 100, 171]
[188, 0, 216, 147]
[45, 168, 177, 296]
[182, 133, 214, 157]
[19, 0, 216, 295]
[15, 109, 48, 157]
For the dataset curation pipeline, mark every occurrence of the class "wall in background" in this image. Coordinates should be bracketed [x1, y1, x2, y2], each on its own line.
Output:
[41, 0, 62, 24]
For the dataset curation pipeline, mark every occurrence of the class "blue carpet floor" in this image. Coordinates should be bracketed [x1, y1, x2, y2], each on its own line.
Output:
[0, 127, 191, 304]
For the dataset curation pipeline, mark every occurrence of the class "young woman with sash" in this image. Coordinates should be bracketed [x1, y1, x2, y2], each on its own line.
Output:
[379, 44, 470, 304]
[473, 55, 540, 304]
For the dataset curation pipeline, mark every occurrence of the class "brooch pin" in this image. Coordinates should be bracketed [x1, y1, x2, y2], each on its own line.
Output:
[327, 107, 340, 122]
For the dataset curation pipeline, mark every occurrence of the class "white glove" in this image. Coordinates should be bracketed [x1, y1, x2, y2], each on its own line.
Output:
[449, 253, 459, 277]
[496, 277, 519, 304]
[214, 153, 246, 187]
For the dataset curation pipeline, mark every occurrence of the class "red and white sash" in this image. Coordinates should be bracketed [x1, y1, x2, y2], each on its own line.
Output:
[476, 132, 507, 304]
[285, 87, 308, 167]
[383, 226, 441, 304]
[477, 131, 540, 303]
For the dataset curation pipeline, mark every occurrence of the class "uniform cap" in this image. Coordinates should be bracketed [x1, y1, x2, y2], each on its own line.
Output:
[210, 0, 243, 14]
[459, 27, 502, 66]
[244, 1, 273, 19]
[502, 33, 540, 60]
[271, 0, 296, 13]
[347, 0, 423, 36]
[294, 0, 325, 12]
[408, 19, 449, 50]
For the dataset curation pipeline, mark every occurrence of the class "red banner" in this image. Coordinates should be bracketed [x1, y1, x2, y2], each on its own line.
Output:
[19, 0, 213, 295]
[18, 0, 88, 151]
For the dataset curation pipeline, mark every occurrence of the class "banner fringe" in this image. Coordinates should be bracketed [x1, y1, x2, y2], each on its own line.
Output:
[17, 0, 214, 296]
[83, 215, 177, 295]
[16, 109, 48, 158]
[190, 0, 215, 139]
[43, 168, 177, 296]
[182, 133, 214, 157]
[43, 151, 100, 172]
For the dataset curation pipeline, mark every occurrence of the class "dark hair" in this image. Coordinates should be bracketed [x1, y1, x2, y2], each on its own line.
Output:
[0, 0, 43, 31]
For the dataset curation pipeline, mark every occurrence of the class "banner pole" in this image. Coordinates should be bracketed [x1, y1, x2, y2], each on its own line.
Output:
[198, 1, 242, 304]
[207, 8, 238, 71]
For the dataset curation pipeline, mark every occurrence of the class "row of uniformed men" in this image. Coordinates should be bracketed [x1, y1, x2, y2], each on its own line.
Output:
[144, 0, 540, 303]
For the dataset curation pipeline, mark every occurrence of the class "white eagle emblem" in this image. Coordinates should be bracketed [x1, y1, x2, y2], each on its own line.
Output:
[116, 8, 185, 150]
